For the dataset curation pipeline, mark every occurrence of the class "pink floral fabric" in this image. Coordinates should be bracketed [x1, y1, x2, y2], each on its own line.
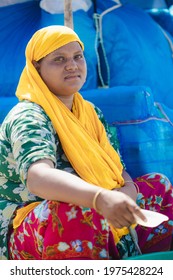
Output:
[8, 173, 173, 260]
[9, 201, 119, 260]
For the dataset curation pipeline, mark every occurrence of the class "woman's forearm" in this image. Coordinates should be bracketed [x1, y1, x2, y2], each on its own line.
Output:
[27, 160, 146, 228]
[27, 159, 101, 208]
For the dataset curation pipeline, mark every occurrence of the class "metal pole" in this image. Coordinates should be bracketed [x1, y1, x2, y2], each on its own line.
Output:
[64, 0, 74, 29]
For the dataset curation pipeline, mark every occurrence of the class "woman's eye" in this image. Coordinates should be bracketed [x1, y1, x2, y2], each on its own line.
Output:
[54, 56, 65, 62]
[74, 54, 83, 60]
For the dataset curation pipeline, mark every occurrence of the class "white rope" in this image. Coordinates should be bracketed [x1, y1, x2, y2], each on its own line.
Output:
[99, 4, 122, 40]
[155, 102, 173, 127]
[159, 26, 173, 57]
[94, 4, 122, 88]
[94, 13, 106, 87]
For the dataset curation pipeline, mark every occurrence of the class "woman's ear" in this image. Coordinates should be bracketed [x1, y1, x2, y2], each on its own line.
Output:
[32, 60, 40, 72]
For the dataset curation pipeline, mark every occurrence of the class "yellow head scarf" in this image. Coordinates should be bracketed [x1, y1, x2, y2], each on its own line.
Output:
[16, 25, 124, 190]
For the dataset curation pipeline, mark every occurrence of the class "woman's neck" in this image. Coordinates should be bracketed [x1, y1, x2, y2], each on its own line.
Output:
[57, 94, 74, 110]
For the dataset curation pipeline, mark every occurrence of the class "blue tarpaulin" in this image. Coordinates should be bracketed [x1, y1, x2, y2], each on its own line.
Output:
[1, 0, 173, 183]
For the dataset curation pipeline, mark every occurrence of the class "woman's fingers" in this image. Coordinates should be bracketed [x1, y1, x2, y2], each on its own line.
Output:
[108, 203, 147, 229]
[108, 205, 137, 228]
[128, 204, 147, 222]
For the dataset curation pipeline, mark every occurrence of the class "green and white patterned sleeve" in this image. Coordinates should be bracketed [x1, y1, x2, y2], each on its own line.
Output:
[6, 101, 57, 185]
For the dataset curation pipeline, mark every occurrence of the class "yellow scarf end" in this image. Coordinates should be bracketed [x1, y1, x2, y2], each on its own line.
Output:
[13, 202, 41, 229]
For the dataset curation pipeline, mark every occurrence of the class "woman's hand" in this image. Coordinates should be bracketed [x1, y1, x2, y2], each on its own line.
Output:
[95, 189, 146, 229]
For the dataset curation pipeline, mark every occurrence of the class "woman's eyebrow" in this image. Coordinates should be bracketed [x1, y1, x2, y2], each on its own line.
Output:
[51, 50, 82, 56]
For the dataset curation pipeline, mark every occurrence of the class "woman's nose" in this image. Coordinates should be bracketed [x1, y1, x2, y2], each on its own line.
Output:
[65, 58, 78, 71]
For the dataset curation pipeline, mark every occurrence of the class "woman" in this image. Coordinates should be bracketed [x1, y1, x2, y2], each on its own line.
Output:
[0, 25, 172, 260]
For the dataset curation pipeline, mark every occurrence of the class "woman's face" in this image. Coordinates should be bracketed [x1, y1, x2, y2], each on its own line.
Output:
[33, 41, 87, 98]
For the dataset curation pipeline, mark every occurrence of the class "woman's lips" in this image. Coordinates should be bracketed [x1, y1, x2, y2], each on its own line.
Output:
[65, 74, 80, 80]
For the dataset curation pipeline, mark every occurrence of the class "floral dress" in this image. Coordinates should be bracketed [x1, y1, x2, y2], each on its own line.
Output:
[0, 100, 120, 259]
[0, 101, 173, 260]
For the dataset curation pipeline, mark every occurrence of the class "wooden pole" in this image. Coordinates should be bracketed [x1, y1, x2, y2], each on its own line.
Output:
[64, 0, 74, 29]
